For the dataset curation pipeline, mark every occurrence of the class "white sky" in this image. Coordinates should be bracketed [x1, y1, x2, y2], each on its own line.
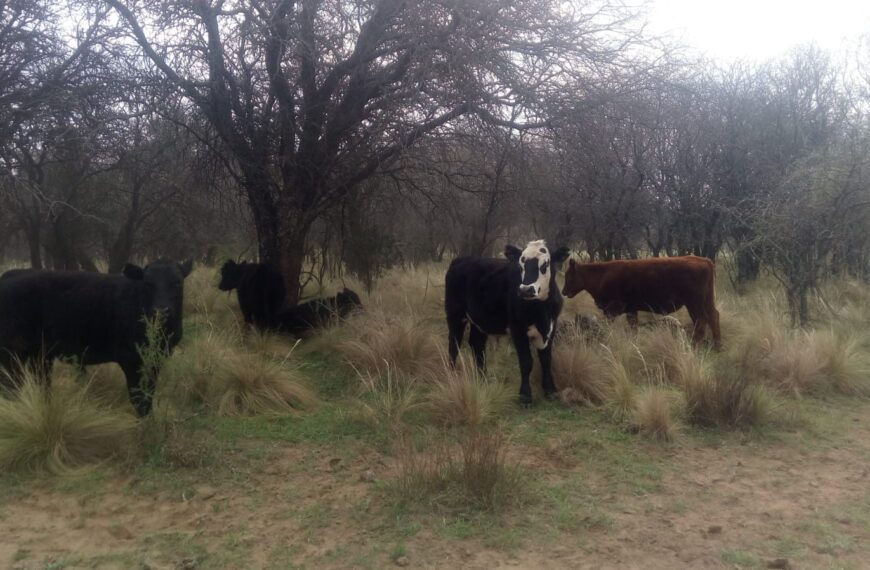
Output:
[645, 0, 870, 61]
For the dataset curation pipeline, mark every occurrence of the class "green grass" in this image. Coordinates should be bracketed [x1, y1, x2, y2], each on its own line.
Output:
[720, 549, 761, 567]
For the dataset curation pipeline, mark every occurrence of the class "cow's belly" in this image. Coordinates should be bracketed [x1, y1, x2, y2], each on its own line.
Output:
[466, 308, 510, 335]
[626, 301, 683, 315]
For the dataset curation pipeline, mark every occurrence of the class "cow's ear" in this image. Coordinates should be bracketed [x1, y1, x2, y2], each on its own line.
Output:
[179, 260, 193, 278]
[551, 246, 571, 265]
[504, 245, 522, 262]
[123, 263, 144, 280]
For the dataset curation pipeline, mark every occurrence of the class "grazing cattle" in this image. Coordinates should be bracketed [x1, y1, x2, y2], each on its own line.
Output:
[276, 288, 363, 336]
[561, 255, 721, 348]
[0, 259, 192, 416]
[218, 260, 286, 328]
[445, 240, 571, 405]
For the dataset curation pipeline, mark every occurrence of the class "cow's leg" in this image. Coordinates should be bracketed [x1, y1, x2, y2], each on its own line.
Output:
[708, 306, 722, 350]
[119, 358, 152, 417]
[687, 305, 707, 347]
[538, 343, 558, 399]
[511, 327, 534, 406]
[447, 313, 466, 367]
[626, 311, 639, 330]
[468, 326, 488, 371]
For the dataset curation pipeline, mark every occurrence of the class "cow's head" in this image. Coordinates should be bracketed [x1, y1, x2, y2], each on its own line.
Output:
[561, 259, 585, 298]
[504, 240, 570, 301]
[336, 287, 363, 316]
[218, 260, 246, 291]
[124, 259, 193, 337]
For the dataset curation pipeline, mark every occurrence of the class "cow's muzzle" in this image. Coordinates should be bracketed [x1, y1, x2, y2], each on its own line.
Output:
[518, 285, 538, 299]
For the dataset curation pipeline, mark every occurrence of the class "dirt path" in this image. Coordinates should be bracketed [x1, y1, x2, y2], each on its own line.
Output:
[2, 405, 869, 569]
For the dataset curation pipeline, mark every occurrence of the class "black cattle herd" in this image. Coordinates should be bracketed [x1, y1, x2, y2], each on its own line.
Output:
[0, 240, 720, 416]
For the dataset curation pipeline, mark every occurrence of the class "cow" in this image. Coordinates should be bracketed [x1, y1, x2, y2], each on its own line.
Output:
[445, 240, 571, 406]
[218, 260, 286, 328]
[275, 288, 363, 336]
[0, 259, 192, 416]
[561, 255, 721, 348]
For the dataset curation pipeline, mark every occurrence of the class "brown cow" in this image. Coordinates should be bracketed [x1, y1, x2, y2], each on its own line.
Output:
[561, 255, 721, 348]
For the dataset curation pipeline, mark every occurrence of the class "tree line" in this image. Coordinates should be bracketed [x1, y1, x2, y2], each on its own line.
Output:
[1, 1, 869, 326]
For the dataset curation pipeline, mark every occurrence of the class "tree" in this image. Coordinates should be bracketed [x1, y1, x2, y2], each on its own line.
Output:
[104, 0, 643, 305]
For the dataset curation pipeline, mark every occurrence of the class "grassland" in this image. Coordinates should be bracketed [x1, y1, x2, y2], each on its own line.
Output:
[1, 261, 869, 569]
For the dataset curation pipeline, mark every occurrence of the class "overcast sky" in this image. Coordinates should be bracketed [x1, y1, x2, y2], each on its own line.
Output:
[645, 0, 870, 61]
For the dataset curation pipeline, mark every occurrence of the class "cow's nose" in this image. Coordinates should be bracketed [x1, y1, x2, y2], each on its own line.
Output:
[518, 286, 537, 298]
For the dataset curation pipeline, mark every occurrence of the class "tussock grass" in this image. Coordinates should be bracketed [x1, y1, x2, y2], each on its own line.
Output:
[683, 359, 771, 429]
[183, 265, 240, 328]
[213, 354, 318, 416]
[552, 333, 610, 407]
[339, 309, 443, 379]
[0, 367, 137, 473]
[354, 365, 424, 429]
[424, 355, 513, 427]
[392, 428, 521, 512]
[160, 331, 317, 416]
[633, 387, 678, 442]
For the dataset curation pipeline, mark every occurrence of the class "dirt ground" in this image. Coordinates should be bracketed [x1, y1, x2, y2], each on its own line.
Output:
[1, 399, 868, 570]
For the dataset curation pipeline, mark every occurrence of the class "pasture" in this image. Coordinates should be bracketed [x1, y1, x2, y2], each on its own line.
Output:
[1, 262, 869, 570]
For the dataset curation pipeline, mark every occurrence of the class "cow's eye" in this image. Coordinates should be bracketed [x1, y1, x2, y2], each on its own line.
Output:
[541, 266, 547, 274]
[520, 257, 525, 263]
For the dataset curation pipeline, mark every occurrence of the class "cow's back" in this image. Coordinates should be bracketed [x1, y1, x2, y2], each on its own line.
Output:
[0, 271, 142, 363]
[596, 256, 714, 313]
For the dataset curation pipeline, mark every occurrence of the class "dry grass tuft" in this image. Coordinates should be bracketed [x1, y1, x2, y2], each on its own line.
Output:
[393, 428, 521, 512]
[0, 367, 137, 473]
[683, 358, 771, 429]
[339, 309, 443, 379]
[552, 335, 610, 407]
[633, 387, 678, 442]
[424, 355, 513, 427]
[160, 331, 317, 416]
[212, 354, 318, 416]
[354, 365, 424, 429]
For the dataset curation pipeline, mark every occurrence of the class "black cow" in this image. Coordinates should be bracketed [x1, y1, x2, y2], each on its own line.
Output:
[445, 240, 570, 405]
[0, 259, 192, 416]
[276, 288, 363, 336]
[218, 260, 286, 328]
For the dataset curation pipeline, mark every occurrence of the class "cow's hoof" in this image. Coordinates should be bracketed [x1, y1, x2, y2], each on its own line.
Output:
[518, 395, 534, 408]
[544, 390, 560, 402]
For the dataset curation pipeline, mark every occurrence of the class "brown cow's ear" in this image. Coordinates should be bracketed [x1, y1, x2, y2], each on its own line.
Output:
[123, 263, 144, 280]
[504, 245, 522, 262]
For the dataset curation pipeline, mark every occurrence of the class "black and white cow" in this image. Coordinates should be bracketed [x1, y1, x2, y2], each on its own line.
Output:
[445, 240, 571, 405]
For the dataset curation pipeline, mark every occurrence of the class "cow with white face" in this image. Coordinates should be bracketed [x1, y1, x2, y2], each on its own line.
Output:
[445, 239, 571, 406]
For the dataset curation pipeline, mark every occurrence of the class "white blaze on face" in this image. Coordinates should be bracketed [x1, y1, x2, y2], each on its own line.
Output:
[517, 239, 553, 301]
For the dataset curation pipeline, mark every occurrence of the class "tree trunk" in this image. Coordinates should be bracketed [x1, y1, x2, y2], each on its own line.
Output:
[24, 224, 42, 269]
[255, 206, 311, 307]
[735, 248, 760, 284]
